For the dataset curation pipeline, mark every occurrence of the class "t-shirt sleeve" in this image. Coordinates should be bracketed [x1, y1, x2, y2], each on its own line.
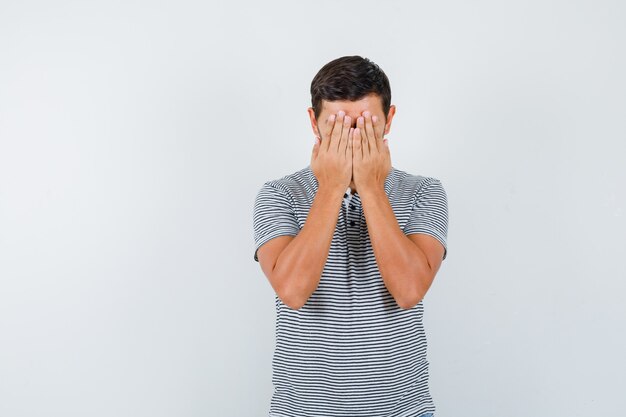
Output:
[253, 182, 301, 262]
[403, 178, 449, 260]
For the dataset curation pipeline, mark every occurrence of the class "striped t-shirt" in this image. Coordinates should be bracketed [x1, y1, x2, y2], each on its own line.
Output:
[253, 164, 448, 417]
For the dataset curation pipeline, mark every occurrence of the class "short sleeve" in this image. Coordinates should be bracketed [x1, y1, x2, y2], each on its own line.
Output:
[403, 178, 449, 260]
[252, 182, 301, 262]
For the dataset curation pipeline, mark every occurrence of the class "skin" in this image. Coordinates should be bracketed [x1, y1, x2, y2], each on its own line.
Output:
[256, 93, 445, 310]
[307, 93, 396, 193]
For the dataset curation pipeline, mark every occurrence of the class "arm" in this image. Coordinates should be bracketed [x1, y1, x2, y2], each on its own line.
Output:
[256, 184, 344, 310]
[351, 110, 448, 309]
[255, 109, 356, 309]
[359, 186, 444, 309]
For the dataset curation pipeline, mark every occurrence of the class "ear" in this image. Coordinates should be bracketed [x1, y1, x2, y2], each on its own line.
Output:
[307, 107, 320, 137]
[384, 104, 397, 136]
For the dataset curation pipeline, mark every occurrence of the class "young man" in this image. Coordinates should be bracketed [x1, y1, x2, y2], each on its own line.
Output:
[252, 55, 448, 417]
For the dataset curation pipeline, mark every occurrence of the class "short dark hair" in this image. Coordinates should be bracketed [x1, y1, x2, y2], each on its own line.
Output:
[310, 55, 391, 122]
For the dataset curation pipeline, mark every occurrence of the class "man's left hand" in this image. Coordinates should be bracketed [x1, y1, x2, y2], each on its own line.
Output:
[352, 111, 392, 193]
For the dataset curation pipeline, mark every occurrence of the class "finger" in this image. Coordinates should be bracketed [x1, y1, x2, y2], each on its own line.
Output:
[372, 114, 384, 153]
[363, 111, 378, 154]
[382, 137, 389, 159]
[347, 127, 353, 156]
[346, 127, 354, 158]
[339, 114, 351, 152]
[331, 110, 345, 151]
[356, 116, 369, 157]
[353, 126, 362, 160]
[356, 116, 368, 155]
[321, 113, 336, 152]
[311, 136, 320, 163]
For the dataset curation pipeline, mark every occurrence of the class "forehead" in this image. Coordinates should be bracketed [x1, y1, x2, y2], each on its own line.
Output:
[321, 93, 383, 114]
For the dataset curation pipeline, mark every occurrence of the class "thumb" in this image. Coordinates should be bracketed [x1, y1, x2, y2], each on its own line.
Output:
[312, 136, 320, 157]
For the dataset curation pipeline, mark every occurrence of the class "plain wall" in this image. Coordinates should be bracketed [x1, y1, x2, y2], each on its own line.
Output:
[1, 1, 624, 416]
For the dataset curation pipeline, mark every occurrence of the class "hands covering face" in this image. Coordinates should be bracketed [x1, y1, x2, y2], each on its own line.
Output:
[310, 110, 391, 193]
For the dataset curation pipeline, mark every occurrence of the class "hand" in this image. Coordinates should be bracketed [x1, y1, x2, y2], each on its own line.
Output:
[352, 111, 391, 193]
[311, 110, 354, 193]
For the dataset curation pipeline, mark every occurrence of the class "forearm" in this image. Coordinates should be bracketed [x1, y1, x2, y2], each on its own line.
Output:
[273, 184, 344, 309]
[359, 186, 432, 309]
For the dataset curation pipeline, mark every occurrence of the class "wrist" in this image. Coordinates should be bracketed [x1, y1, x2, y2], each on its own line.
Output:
[317, 183, 347, 199]
[356, 183, 386, 199]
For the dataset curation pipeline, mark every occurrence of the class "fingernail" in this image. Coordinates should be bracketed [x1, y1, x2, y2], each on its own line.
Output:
[338, 110, 345, 117]
[372, 115, 378, 123]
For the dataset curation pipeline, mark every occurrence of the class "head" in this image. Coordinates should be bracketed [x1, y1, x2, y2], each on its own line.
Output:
[307, 55, 396, 141]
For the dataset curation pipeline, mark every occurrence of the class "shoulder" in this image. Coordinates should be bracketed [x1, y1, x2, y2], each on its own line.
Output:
[256, 165, 316, 202]
[391, 167, 446, 200]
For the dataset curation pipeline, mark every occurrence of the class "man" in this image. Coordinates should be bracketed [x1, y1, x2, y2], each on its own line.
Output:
[253, 55, 448, 417]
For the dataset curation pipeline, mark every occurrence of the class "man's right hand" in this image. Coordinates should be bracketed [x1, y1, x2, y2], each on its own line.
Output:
[311, 110, 354, 193]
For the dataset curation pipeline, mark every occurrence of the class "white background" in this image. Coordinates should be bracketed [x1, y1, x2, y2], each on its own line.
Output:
[1, 1, 624, 416]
